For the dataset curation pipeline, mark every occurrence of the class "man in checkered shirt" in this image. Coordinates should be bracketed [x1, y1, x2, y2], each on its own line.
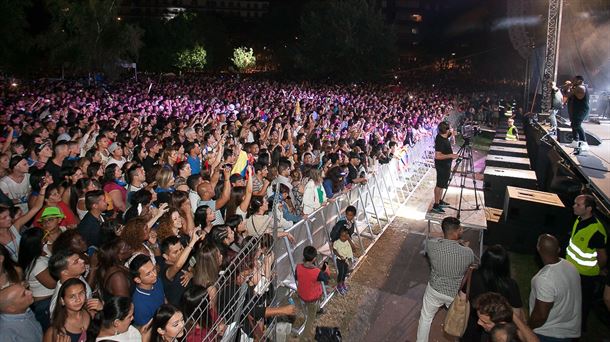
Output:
[416, 217, 475, 342]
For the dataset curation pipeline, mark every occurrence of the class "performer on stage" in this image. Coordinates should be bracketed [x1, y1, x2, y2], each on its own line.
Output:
[550, 81, 563, 134]
[566, 76, 590, 150]
[432, 122, 458, 214]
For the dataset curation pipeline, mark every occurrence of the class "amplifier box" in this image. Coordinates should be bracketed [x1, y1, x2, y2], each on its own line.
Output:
[488, 145, 529, 158]
[486, 155, 531, 170]
[483, 167, 537, 208]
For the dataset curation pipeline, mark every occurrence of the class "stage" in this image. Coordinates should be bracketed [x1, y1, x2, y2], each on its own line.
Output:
[537, 120, 610, 207]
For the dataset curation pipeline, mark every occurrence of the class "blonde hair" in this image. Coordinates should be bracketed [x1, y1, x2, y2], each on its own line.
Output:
[155, 167, 174, 189]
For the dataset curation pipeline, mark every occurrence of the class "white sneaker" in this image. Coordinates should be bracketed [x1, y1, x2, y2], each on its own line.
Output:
[579, 141, 590, 151]
[570, 140, 580, 148]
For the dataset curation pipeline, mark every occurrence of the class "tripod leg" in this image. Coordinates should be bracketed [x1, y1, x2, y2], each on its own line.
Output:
[468, 148, 480, 210]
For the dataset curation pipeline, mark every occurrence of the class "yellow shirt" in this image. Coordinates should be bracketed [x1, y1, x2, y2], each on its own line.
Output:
[334, 239, 353, 259]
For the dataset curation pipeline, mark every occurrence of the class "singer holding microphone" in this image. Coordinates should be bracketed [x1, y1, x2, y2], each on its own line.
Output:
[432, 121, 459, 214]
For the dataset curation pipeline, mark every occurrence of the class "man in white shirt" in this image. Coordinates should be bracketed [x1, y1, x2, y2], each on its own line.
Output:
[0, 156, 31, 213]
[529, 234, 581, 341]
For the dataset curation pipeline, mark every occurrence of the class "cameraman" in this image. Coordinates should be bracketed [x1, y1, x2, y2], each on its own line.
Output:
[433, 122, 458, 213]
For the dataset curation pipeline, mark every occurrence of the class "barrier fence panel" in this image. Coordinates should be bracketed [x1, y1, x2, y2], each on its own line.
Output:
[182, 131, 437, 341]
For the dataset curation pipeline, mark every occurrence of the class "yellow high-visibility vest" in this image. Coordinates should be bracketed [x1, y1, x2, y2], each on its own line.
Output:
[505, 125, 517, 141]
[566, 217, 607, 276]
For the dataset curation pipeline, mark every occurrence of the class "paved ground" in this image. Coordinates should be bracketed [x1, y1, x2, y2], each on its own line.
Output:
[314, 171, 457, 342]
[312, 147, 488, 342]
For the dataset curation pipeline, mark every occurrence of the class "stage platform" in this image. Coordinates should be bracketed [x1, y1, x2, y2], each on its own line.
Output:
[539, 121, 610, 204]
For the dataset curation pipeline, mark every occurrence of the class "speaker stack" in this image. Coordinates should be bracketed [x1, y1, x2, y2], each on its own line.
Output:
[484, 119, 536, 208]
[483, 119, 546, 252]
[491, 186, 569, 253]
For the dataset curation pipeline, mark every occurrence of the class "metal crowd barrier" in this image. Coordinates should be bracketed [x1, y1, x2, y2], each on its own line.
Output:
[181, 130, 438, 341]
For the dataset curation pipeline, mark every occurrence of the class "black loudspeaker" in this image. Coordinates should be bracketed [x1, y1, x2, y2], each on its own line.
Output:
[556, 127, 603, 146]
[484, 221, 538, 253]
[486, 155, 531, 170]
[503, 186, 567, 226]
[488, 145, 529, 158]
[492, 138, 527, 147]
[483, 167, 537, 208]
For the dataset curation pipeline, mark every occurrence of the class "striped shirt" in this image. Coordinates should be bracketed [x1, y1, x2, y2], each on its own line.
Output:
[427, 238, 475, 297]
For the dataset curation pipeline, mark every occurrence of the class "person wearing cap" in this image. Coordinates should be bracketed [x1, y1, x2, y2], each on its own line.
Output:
[346, 151, 367, 185]
[32, 183, 78, 230]
[38, 206, 66, 252]
[107, 142, 126, 169]
[0, 156, 32, 214]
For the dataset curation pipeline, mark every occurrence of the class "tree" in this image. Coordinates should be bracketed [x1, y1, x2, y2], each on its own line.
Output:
[0, 0, 33, 73]
[41, 0, 143, 76]
[295, 0, 397, 81]
[175, 44, 208, 71]
[231, 47, 256, 72]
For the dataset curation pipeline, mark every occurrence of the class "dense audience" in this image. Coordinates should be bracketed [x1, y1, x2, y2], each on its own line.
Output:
[1, 73, 605, 342]
[0, 74, 451, 341]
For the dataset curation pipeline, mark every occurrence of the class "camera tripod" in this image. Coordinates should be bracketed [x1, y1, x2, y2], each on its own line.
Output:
[440, 137, 481, 219]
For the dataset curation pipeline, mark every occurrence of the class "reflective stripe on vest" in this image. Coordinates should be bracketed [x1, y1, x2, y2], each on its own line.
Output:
[565, 218, 607, 276]
[566, 240, 598, 267]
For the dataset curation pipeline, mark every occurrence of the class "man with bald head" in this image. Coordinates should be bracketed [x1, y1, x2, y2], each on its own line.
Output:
[197, 165, 231, 225]
[0, 283, 43, 342]
[529, 234, 581, 341]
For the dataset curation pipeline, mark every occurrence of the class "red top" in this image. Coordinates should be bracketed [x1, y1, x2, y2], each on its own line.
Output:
[33, 201, 79, 228]
[296, 264, 325, 302]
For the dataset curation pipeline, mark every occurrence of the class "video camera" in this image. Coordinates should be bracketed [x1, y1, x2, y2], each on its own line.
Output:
[459, 119, 481, 139]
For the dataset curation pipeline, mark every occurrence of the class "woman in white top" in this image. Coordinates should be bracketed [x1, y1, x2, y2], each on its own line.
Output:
[18, 228, 56, 330]
[0, 180, 47, 262]
[245, 197, 295, 243]
[92, 296, 143, 342]
[302, 168, 327, 215]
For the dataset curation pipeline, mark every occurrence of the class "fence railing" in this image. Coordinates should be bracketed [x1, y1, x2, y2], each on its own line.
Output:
[181, 129, 438, 341]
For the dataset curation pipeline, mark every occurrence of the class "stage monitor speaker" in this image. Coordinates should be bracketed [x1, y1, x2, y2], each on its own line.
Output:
[483, 167, 537, 208]
[503, 186, 567, 226]
[486, 155, 531, 170]
[488, 145, 529, 158]
[556, 127, 602, 146]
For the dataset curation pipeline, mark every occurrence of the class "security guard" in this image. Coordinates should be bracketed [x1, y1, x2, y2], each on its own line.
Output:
[505, 118, 519, 141]
[566, 194, 607, 332]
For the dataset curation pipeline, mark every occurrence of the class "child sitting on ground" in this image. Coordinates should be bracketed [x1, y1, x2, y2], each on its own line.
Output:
[333, 227, 354, 295]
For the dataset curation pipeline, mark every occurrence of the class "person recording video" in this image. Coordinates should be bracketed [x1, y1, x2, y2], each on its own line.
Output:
[433, 122, 459, 214]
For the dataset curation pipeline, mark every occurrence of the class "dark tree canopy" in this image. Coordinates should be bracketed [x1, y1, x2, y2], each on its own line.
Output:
[295, 0, 398, 81]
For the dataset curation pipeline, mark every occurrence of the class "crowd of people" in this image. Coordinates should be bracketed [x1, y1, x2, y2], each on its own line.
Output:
[0, 74, 454, 341]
